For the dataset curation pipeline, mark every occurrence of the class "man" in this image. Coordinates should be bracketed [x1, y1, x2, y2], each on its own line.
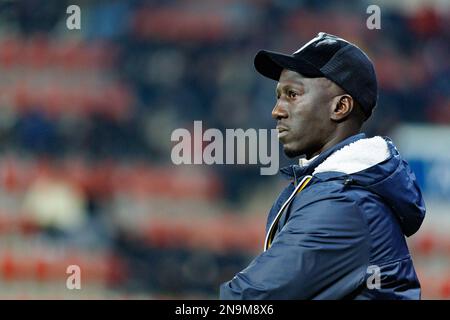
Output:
[219, 32, 426, 299]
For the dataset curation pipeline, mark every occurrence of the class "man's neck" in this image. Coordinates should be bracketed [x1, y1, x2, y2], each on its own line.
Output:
[309, 129, 361, 160]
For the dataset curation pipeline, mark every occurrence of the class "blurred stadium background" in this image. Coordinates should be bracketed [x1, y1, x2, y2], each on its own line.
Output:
[0, 0, 448, 299]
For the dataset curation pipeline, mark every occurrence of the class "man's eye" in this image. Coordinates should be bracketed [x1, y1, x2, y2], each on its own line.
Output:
[288, 91, 297, 98]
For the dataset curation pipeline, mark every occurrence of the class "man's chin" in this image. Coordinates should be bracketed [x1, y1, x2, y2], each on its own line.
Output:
[283, 145, 302, 158]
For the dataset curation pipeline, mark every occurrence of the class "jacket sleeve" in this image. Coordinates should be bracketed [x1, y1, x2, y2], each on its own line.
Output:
[219, 186, 370, 299]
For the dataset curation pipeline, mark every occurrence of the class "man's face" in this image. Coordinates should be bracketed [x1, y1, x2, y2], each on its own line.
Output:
[273, 69, 338, 159]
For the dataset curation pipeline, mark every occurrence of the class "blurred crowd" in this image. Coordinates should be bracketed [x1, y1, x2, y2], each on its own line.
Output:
[0, 0, 448, 298]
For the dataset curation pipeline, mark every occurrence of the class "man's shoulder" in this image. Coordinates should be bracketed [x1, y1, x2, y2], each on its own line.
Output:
[281, 177, 371, 237]
[290, 177, 370, 217]
[295, 176, 353, 199]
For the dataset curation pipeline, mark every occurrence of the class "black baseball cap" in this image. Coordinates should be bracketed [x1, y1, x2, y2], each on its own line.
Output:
[254, 32, 378, 119]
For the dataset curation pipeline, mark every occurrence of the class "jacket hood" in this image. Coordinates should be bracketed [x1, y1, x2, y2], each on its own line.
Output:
[312, 135, 426, 237]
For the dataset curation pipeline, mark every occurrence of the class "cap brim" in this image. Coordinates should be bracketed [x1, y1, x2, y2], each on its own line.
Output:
[254, 50, 323, 81]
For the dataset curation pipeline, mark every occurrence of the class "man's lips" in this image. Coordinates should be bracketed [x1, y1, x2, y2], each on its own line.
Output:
[276, 126, 288, 132]
[276, 126, 289, 138]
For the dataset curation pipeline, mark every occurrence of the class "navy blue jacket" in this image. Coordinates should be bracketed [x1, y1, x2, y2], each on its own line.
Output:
[220, 133, 426, 299]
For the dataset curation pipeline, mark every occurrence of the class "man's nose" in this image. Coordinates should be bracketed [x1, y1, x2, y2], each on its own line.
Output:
[272, 100, 288, 120]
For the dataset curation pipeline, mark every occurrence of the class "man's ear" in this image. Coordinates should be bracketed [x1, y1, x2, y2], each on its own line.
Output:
[330, 94, 354, 121]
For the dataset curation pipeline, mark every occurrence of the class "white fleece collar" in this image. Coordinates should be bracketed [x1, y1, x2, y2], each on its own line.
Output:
[299, 155, 319, 167]
[313, 136, 390, 175]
